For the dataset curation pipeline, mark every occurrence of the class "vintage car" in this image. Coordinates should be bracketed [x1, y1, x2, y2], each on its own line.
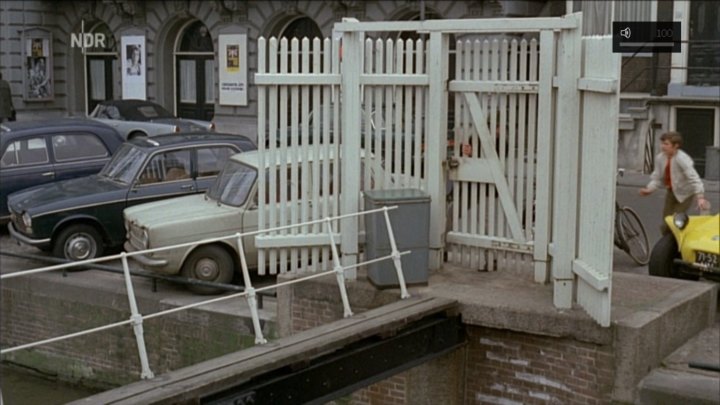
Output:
[88, 99, 215, 139]
[0, 118, 124, 223]
[7, 133, 255, 261]
[123, 150, 386, 293]
[648, 213, 720, 281]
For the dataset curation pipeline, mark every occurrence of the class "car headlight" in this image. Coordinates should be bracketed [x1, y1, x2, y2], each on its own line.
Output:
[673, 212, 689, 230]
[22, 212, 32, 228]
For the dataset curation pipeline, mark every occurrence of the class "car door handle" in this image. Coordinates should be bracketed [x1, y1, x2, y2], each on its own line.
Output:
[181, 184, 195, 190]
[41, 172, 55, 177]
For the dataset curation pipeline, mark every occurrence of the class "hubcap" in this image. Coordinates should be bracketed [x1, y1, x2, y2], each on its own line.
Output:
[194, 258, 219, 280]
[65, 233, 96, 261]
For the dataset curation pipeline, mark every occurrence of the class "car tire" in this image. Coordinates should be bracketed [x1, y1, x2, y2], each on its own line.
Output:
[181, 245, 234, 294]
[53, 224, 104, 262]
[648, 233, 679, 278]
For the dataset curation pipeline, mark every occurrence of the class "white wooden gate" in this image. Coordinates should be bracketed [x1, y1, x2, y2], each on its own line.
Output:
[255, 14, 620, 326]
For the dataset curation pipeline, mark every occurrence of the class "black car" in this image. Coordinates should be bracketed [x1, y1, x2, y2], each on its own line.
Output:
[7, 132, 256, 261]
[1, 118, 125, 223]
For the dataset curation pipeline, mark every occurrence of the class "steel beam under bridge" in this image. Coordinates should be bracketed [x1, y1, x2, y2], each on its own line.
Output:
[70, 296, 461, 405]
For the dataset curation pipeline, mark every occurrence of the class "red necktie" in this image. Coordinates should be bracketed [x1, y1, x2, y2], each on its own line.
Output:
[664, 158, 672, 190]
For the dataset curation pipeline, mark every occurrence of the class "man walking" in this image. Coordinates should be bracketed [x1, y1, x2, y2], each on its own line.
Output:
[639, 131, 709, 232]
[0, 72, 15, 122]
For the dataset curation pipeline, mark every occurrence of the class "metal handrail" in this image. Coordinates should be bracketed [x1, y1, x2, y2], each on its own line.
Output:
[0, 205, 411, 382]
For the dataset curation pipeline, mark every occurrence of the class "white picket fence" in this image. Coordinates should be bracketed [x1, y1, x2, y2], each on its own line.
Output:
[255, 35, 430, 276]
[254, 15, 619, 327]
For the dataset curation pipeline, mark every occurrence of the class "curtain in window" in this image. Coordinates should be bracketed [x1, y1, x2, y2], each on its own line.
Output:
[614, 1, 652, 22]
[573, 0, 612, 35]
[90, 59, 105, 100]
[180, 60, 196, 103]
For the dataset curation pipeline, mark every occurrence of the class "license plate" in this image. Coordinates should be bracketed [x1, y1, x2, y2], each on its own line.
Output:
[695, 251, 719, 269]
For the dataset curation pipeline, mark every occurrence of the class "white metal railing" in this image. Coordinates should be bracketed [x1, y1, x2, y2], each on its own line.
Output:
[0, 205, 411, 381]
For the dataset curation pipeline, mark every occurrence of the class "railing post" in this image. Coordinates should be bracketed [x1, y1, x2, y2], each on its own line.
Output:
[236, 233, 267, 345]
[120, 253, 154, 379]
[326, 218, 353, 318]
[382, 207, 410, 299]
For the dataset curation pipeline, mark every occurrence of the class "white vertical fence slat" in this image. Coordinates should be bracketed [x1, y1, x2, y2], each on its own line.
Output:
[574, 36, 619, 327]
[278, 38, 289, 275]
[257, 37, 267, 276]
[289, 38, 300, 274]
[394, 40, 405, 187]
[413, 39, 425, 190]
[322, 37, 334, 272]
[468, 40, 479, 270]
[507, 39, 519, 268]
[311, 37, 322, 271]
[300, 37, 311, 272]
[363, 38, 373, 195]
[526, 38, 538, 244]
[267, 38, 279, 275]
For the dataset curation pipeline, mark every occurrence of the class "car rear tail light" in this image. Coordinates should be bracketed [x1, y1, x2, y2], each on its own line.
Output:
[174, 125, 181, 133]
[209, 122, 216, 131]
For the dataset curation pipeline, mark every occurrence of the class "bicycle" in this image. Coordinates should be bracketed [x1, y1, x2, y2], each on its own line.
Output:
[614, 170, 650, 265]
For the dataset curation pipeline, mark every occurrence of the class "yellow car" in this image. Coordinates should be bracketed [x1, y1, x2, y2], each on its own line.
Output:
[648, 213, 720, 281]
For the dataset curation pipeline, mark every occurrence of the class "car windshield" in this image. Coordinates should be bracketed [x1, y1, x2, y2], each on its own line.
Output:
[207, 161, 257, 207]
[130, 104, 175, 121]
[98, 144, 148, 184]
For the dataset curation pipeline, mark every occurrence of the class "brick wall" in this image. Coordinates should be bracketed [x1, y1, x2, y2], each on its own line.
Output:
[280, 274, 615, 405]
[1, 276, 274, 389]
[465, 326, 614, 404]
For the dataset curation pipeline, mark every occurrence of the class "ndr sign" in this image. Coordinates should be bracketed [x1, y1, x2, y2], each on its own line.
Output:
[70, 32, 106, 49]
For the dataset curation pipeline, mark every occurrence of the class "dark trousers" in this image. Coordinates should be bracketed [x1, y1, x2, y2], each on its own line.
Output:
[661, 190, 693, 234]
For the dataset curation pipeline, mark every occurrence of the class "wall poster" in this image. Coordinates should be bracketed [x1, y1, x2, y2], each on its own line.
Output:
[218, 34, 247, 106]
[121, 35, 146, 100]
[22, 31, 53, 101]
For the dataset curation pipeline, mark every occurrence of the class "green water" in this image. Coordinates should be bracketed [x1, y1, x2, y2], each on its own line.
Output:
[0, 364, 102, 405]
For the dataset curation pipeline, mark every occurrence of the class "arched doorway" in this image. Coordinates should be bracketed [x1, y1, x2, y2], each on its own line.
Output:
[85, 23, 116, 114]
[175, 21, 214, 120]
[279, 16, 323, 40]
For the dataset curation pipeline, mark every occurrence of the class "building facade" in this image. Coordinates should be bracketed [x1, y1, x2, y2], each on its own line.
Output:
[1, 0, 717, 174]
[0, 0, 561, 139]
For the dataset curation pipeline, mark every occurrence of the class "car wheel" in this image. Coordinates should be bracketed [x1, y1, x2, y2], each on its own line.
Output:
[181, 245, 234, 294]
[53, 224, 104, 262]
[648, 233, 679, 278]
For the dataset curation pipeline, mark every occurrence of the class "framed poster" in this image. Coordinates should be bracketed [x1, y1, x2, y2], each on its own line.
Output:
[218, 34, 247, 106]
[22, 30, 53, 101]
[121, 35, 146, 99]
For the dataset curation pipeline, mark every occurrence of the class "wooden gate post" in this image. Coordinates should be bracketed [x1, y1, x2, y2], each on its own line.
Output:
[551, 13, 582, 308]
[340, 19, 363, 279]
[426, 31, 449, 270]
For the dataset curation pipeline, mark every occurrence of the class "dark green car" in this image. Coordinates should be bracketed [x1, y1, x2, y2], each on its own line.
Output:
[7, 133, 255, 261]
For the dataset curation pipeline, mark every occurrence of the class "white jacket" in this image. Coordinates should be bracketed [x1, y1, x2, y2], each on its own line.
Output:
[646, 149, 704, 203]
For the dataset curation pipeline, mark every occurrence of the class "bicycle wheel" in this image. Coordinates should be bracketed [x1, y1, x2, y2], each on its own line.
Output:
[618, 207, 650, 265]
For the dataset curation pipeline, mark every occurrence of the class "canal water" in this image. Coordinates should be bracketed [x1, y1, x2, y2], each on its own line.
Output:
[1, 363, 102, 405]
